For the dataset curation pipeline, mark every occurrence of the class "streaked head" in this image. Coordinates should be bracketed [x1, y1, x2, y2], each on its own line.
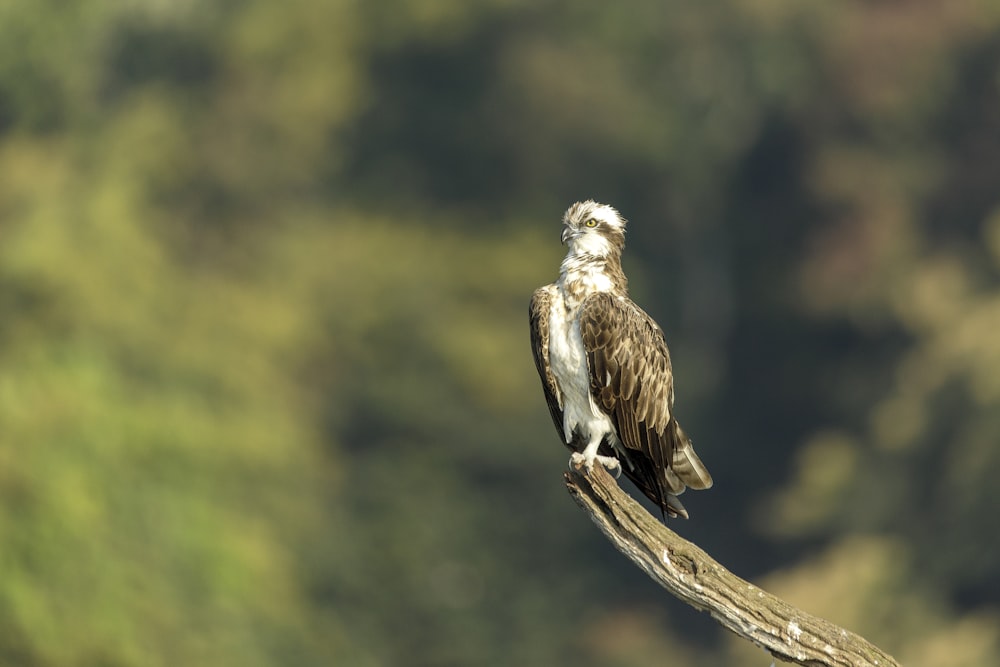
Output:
[561, 200, 627, 258]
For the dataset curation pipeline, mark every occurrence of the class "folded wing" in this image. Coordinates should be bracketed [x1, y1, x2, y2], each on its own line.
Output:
[579, 293, 712, 517]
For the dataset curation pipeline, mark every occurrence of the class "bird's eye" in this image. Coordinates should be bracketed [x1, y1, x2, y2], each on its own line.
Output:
[584, 219, 598, 228]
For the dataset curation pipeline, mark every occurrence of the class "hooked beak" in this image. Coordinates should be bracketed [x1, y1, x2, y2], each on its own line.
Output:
[561, 226, 573, 245]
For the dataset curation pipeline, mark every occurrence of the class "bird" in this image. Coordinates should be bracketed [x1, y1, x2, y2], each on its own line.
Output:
[529, 200, 713, 519]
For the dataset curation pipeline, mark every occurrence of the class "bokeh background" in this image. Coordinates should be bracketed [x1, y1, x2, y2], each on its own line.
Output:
[2, 1, 1000, 665]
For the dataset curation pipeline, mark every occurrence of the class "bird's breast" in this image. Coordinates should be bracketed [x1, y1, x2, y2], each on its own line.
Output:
[548, 302, 587, 395]
[547, 291, 613, 444]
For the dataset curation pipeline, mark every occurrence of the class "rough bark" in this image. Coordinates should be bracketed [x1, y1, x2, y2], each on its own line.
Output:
[564, 462, 900, 667]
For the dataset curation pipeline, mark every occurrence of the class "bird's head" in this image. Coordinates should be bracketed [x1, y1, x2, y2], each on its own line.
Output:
[561, 200, 627, 258]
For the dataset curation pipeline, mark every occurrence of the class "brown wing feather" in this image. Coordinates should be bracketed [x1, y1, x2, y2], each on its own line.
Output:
[528, 287, 565, 438]
[579, 293, 712, 517]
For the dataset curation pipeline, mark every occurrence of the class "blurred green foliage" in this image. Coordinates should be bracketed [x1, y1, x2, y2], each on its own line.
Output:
[1, 1, 999, 665]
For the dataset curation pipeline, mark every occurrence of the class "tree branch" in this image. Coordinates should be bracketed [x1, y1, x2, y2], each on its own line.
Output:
[564, 462, 899, 667]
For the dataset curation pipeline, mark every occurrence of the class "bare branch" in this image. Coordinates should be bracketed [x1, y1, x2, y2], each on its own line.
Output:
[565, 462, 900, 667]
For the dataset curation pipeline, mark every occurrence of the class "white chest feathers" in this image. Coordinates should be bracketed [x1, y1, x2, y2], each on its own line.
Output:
[547, 289, 617, 447]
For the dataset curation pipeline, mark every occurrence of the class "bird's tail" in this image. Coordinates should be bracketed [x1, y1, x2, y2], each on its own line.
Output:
[666, 422, 713, 492]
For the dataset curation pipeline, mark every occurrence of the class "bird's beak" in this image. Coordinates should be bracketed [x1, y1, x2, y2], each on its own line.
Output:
[561, 227, 572, 245]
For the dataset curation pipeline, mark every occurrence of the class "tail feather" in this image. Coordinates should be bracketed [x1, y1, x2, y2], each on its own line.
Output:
[670, 423, 713, 490]
[613, 421, 713, 520]
[665, 494, 689, 520]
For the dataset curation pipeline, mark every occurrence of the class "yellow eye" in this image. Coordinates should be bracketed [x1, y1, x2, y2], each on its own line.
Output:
[584, 219, 598, 228]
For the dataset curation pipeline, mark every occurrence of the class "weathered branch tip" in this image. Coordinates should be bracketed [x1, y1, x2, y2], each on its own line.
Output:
[564, 461, 899, 667]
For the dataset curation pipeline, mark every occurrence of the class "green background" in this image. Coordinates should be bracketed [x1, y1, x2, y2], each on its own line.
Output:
[1, 1, 999, 665]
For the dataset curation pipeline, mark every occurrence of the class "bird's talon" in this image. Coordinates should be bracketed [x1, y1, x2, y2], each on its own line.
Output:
[569, 452, 622, 479]
[594, 454, 622, 477]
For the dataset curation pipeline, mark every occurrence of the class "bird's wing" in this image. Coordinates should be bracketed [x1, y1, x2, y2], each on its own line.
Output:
[529, 286, 565, 437]
[579, 293, 712, 513]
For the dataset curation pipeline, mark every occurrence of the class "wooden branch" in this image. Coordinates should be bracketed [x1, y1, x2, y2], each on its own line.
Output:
[565, 462, 899, 667]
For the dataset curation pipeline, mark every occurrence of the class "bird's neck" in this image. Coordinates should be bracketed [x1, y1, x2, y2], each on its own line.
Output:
[557, 251, 628, 309]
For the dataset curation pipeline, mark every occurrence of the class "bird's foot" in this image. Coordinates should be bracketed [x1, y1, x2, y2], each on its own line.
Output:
[569, 452, 622, 478]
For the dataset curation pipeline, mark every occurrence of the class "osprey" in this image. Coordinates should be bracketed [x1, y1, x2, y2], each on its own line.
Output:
[529, 200, 713, 519]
